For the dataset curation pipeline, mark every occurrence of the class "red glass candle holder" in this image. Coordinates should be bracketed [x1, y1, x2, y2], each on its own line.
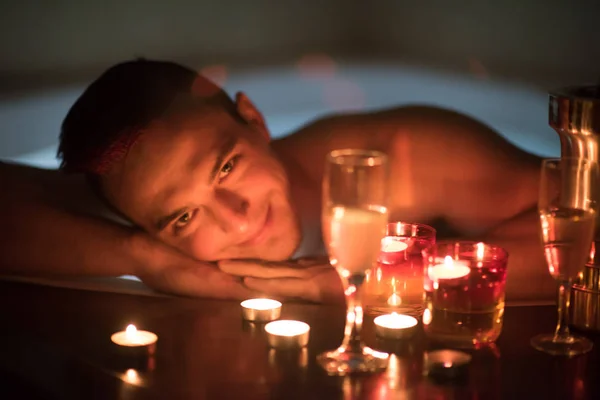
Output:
[363, 222, 436, 317]
[423, 241, 509, 347]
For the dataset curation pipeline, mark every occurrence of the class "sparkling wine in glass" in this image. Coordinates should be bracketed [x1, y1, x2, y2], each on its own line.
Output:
[318, 149, 390, 375]
[531, 157, 598, 356]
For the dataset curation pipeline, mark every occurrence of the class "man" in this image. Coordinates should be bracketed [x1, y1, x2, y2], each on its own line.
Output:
[0, 59, 555, 302]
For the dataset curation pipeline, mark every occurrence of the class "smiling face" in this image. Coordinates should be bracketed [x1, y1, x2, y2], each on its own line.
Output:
[101, 97, 301, 261]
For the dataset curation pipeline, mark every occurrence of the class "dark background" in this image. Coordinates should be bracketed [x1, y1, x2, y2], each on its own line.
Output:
[1, 0, 598, 162]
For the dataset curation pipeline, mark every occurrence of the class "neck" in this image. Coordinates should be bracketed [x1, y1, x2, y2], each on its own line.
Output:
[275, 145, 325, 258]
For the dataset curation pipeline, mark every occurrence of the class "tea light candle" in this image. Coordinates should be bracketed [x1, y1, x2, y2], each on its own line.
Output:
[111, 324, 158, 347]
[264, 320, 310, 348]
[374, 312, 418, 339]
[424, 350, 471, 381]
[428, 256, 470, 281]
[379, 237, 409, 265]
[381, 237, 409, 253]
[241, 298, 282, 322]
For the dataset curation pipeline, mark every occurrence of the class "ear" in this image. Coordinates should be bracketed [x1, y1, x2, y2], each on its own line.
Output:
[235, 92, 270, 142]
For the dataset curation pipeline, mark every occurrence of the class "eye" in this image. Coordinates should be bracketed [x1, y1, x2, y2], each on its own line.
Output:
[173, 210, 196, 231]
[218, 155, 240, 182]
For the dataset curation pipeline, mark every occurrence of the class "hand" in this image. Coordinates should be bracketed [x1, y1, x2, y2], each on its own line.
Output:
[218, 256, 345, 304]
[133, 234, 258, 300]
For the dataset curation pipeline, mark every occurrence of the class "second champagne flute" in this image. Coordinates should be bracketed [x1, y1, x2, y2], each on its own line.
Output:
[318, 149, 390, 375]
[531, 157, 598, 356]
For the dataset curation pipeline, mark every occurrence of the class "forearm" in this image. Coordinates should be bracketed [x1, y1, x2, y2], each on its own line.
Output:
[0, 194, 140, 277]
[0, 162, 141, 277]
[481, 207, 556, 302]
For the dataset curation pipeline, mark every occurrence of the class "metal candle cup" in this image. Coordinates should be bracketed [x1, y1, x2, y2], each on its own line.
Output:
[374, 313, 418, 339]
[264, 320, 310, 349]
[111, 324, 158, 348]
[110, 324, 157, 370]
[241, 298, 282, 322]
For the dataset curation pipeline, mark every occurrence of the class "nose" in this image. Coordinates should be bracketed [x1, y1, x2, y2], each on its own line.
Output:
[209, 189, 250, 233]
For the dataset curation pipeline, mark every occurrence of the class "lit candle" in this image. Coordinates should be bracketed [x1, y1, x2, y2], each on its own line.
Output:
[378, 237, 409, 265]
[428, 256, 470, 281]
[374, 312, 418, 339]
[111, 324, 158, 347]
[264, 320, 310, 348]
[241, 298, 282, 322]
[381, 237, 409, 253]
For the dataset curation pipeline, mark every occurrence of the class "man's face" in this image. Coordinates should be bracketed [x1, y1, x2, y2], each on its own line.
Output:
[102, 103, 301, 261]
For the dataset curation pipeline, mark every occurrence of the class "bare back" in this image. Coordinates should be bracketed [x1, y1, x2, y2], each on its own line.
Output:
[274, 105, 541, 241]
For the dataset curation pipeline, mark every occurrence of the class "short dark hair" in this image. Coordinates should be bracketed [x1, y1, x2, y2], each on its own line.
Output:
[57, 59, 229, 175]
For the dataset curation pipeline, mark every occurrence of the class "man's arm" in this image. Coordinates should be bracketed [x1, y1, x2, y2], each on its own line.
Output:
[0, 161, 257, 300]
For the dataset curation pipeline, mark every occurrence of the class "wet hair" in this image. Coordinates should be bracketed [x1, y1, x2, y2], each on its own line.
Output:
[57, 59, 234, 175]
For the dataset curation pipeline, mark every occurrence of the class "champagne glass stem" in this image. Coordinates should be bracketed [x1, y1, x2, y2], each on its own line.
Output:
[554, 281, 572, 341]
[339, 275, 365, 353]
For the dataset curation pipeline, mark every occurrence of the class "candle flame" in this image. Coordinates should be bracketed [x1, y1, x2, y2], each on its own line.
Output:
[476, 242, 485, 260]
[443, 256, 454, 266]
[125, 324, 137, 336]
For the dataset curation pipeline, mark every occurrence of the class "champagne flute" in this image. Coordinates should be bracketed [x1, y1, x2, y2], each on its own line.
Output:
[318, 149, 390, 375]
[531, 157, 598, 356]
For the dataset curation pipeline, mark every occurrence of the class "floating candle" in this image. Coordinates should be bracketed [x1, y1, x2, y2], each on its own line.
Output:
[241, 298, 282, 322]
[381, 237, 409, 253]
[374, 312, 418, 339]
[264, 320, 310, 348]
[428, 256, 470, 281]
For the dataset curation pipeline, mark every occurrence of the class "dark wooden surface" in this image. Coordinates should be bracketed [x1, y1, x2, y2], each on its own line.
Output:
[0, 281, 598, 400]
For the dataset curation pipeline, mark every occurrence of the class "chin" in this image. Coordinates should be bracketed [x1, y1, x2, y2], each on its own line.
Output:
[259, 228, 301, 261]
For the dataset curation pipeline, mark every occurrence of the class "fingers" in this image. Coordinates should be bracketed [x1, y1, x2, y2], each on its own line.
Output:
[144, 263, 258, 300]
[243, 277, 321, 303]
[219, 260, 317, 279]
[243, 267, 345, 304]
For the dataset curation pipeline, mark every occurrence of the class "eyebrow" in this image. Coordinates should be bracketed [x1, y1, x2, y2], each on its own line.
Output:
[153, 135, 239, 232]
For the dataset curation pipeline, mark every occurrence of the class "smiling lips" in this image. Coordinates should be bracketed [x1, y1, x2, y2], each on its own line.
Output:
[240, 205, 272, 246]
